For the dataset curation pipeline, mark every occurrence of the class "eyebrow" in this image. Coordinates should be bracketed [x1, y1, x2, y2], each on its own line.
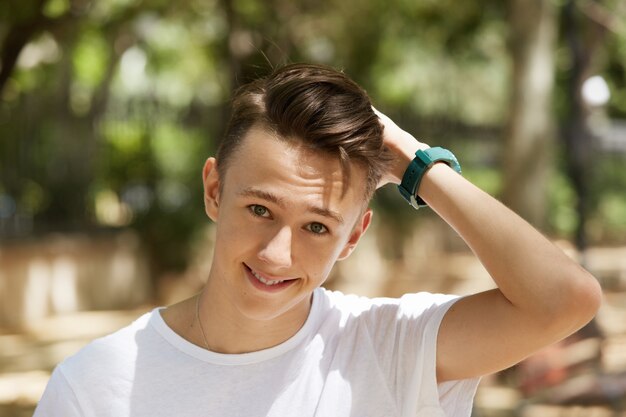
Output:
[238, 187, 344, 224]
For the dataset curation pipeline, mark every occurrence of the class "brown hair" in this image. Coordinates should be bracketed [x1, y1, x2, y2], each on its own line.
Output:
[216, 63, 393, 201]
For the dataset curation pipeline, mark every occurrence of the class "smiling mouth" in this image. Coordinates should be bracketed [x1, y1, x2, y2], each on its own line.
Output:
[244, 264, 298, 287]
[250, 269, 285, 285]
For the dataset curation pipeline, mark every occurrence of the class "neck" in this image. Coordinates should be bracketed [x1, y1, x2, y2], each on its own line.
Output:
[196, 275, 312, 354]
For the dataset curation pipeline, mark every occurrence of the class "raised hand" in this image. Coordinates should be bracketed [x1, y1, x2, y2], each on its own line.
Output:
[373, 107, 430, 189]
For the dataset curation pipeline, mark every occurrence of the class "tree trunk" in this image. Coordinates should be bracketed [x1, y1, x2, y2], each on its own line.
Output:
[562, 0, 608, 255]
[502, 0, 557, 228]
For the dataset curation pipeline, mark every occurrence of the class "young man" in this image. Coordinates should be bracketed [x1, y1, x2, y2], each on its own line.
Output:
[34, 63, 601, 417]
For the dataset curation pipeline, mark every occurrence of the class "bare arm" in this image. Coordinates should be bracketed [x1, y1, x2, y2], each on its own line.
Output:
[375, 109, 602, 382]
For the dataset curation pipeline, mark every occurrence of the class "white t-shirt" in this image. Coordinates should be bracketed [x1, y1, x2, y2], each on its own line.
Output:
[34, 288, 480, 417]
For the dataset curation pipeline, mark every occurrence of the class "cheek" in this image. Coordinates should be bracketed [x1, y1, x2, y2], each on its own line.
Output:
[295, 238, 344, 278]
[214, 213, 256, 252]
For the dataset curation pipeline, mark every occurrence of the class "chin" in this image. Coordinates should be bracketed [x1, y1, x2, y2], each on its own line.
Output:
[236, 291, 309, 323]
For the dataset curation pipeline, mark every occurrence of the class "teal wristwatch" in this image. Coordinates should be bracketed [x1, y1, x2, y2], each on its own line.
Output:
[398, 147, 461, 209]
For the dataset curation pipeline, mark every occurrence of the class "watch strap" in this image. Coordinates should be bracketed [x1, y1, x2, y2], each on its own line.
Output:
[398, 147, 461, 209]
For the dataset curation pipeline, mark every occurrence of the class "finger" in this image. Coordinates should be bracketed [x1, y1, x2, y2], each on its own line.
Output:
[372, 106, 391, 124]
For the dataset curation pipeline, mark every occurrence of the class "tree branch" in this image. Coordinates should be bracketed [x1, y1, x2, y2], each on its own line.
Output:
[578, 0, 625, 34]
[0, 5, 76, 96]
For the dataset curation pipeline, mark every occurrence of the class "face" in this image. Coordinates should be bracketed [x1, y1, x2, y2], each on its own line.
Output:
[202, 126, 372, 324]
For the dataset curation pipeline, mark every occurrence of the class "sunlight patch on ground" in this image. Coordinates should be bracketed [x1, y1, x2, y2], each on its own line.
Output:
[24, 308, 152, 343]
[0, 371, 49, 405]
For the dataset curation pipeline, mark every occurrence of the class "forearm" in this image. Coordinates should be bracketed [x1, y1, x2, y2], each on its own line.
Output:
[419, 162, 600, 322]
[376, 107, 602, 380]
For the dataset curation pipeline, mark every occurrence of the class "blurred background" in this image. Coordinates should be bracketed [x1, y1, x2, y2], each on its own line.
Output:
[1, 0, 625, 415]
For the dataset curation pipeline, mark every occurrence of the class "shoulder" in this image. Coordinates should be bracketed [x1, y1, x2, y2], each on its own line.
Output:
[317, 287, 460, 326]
[36, 310, 158, 415]
[58, 309, 156, 380]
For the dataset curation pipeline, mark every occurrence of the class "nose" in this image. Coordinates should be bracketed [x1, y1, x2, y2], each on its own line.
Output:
[257, 226, 293, 268]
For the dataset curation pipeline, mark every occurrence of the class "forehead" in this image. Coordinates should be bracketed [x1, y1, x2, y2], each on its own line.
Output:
[221, 126, 367, 212]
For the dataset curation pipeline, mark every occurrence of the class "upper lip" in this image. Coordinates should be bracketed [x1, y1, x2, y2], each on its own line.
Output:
[245, 263, 298, 281]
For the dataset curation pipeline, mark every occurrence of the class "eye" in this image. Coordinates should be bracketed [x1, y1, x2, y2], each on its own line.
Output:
[248, 204, 271, 218]
[307, 222, 328, 235]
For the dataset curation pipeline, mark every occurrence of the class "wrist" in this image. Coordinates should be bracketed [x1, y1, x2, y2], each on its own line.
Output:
[416, 162, 452, 202]
[397, 147, 461, 209]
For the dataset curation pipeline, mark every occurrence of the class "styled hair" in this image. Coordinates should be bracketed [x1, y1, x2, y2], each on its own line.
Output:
[216, 63, 393, 201]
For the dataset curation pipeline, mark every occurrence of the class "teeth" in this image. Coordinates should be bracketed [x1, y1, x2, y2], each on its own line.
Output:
[251, 269, 285, 286]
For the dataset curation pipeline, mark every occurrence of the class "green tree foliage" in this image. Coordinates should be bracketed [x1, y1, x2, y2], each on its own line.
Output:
[1, 0, 625, 279]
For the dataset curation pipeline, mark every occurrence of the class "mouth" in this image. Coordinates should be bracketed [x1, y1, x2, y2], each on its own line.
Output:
[243, 263, 299, 292]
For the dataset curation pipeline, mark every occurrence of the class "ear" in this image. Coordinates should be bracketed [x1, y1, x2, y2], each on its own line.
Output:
[202, 157, 220, 221]
[337, 208, 373, 260]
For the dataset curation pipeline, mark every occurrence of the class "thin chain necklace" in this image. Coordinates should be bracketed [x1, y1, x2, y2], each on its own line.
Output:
[195, 291, 210, 350]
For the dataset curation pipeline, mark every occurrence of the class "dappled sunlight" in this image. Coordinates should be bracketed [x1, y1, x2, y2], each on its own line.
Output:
[474, 386, 522, 413]
[16, 33, 60, 70]
[602, 335, 626, 373]
[0, 371, 49, 406]
[25, 309, 152, 344]
[24, 259, 51, 323]
[0, 233, 150, 329]
[95, 190, 133, 227]
[110, 249, 141, 297]
[520, 405, 618, 417]
[50, 257, 78, 314]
